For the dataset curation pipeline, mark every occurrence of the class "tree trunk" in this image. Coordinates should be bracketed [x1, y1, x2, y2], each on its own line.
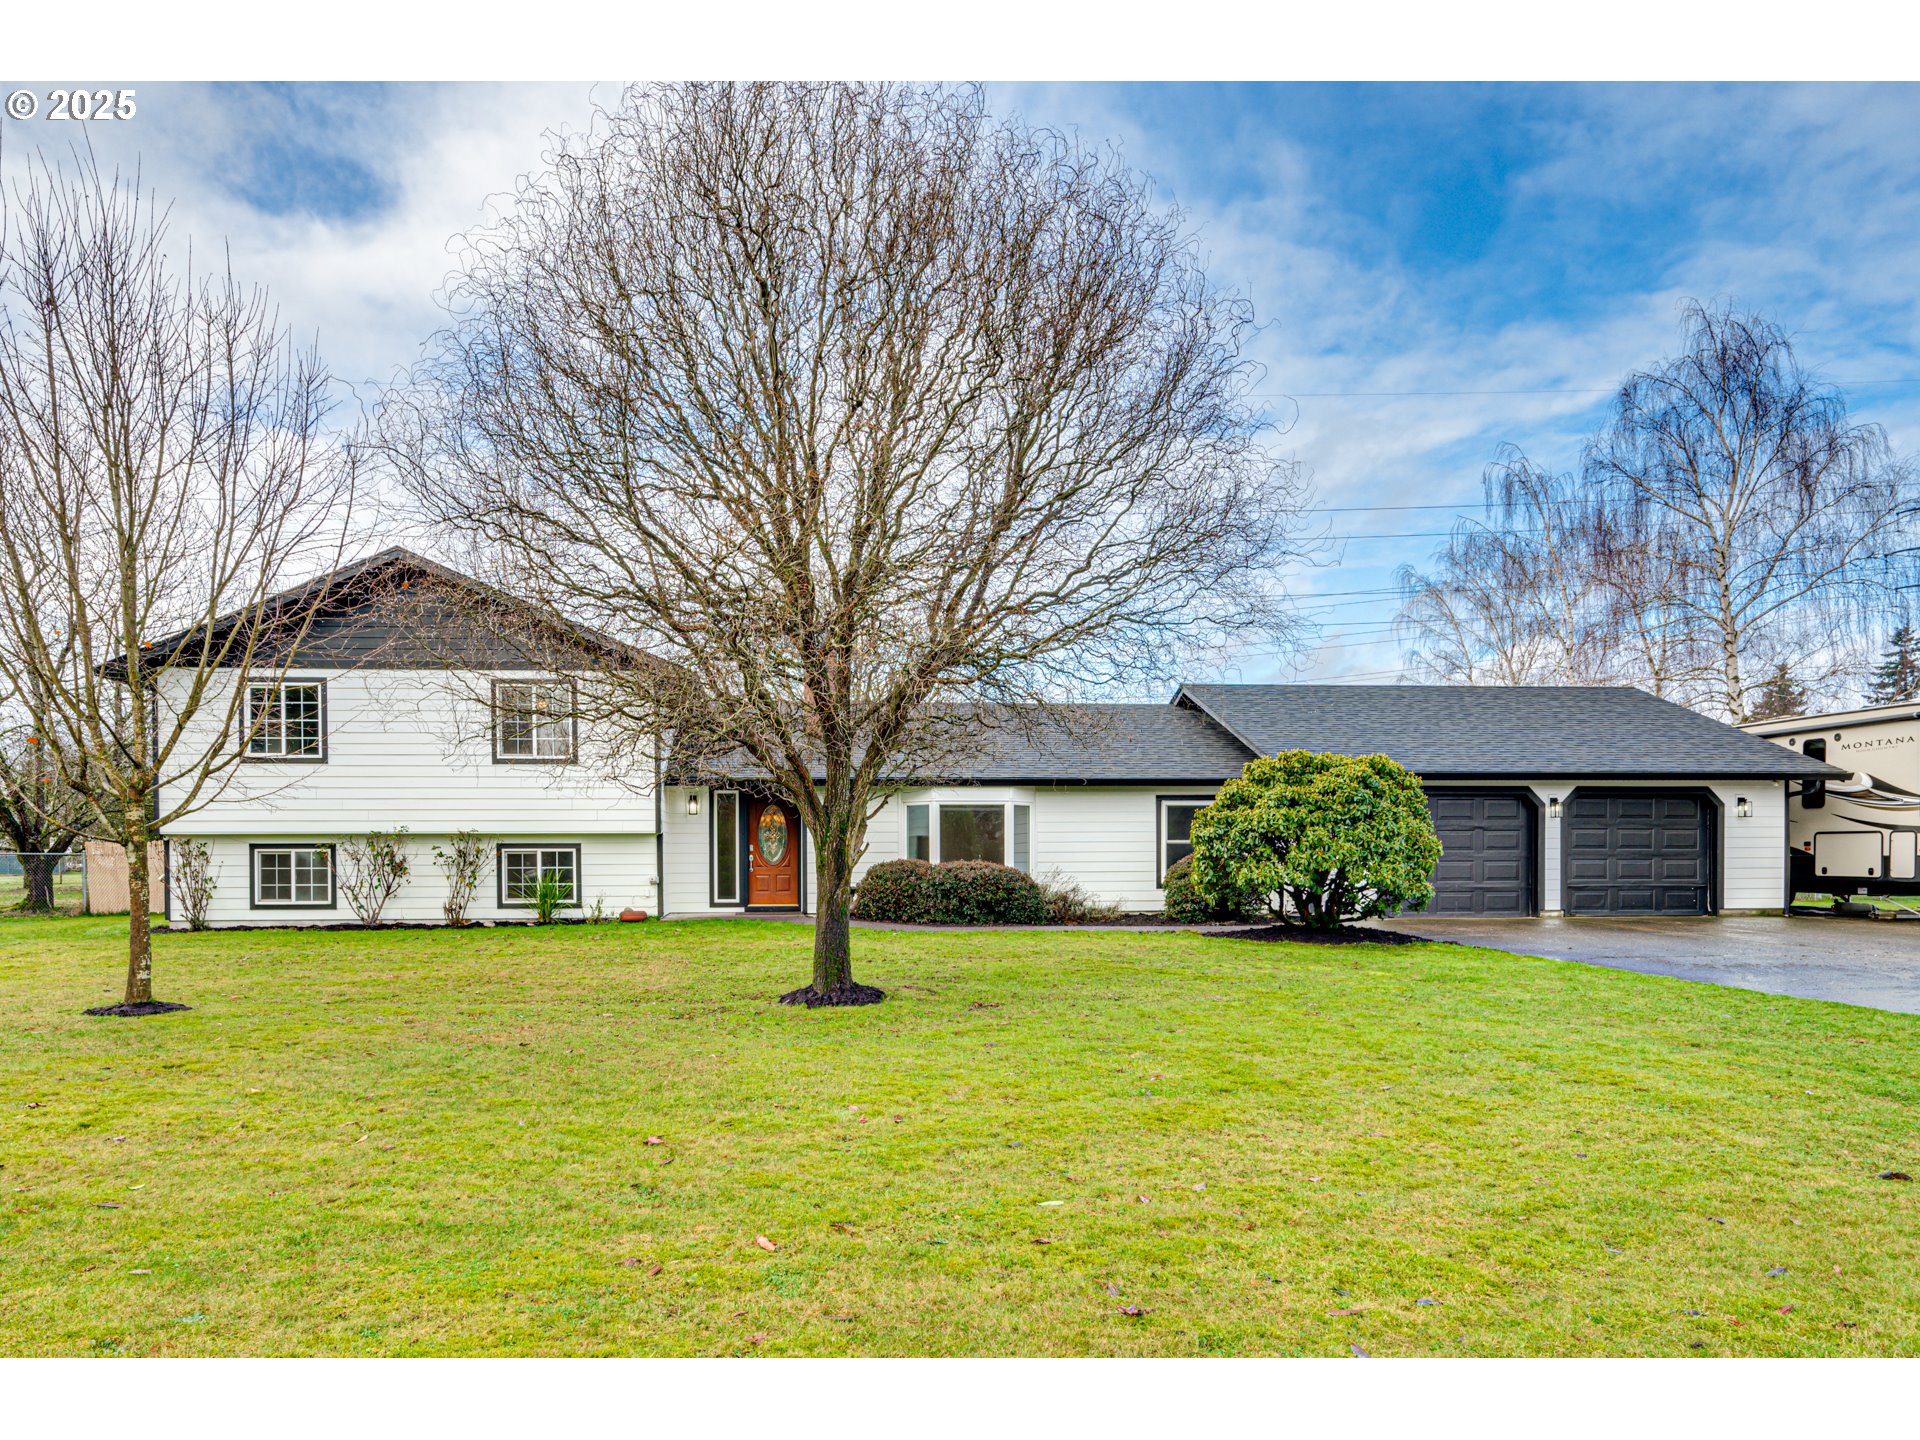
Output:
[1721, 627, 1746, 722]
[781, 792, 883, 1007]
[123, 835, 154, 1006]
[19, 852, 56, 912]
[812, 859, 855, 993]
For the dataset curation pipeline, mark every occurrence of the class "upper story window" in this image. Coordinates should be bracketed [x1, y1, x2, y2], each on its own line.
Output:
[494, 680, 576, 763]
[244, 681, 326, 761]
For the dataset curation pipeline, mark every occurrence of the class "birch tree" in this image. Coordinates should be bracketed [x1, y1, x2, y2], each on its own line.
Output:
[1399, 303, 1913, 716]
[1585, 301, 1912, 719]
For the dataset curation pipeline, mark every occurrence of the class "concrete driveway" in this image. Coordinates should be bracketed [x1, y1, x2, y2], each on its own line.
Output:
[1383, 914, 1920, 1014]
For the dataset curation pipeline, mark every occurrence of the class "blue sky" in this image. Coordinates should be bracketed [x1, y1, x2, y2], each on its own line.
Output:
[6, 81, 1917, 684]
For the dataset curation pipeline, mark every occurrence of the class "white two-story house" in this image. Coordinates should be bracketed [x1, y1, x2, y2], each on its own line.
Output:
[152, 550, 664, 925]
[150, 548, 1834, 927]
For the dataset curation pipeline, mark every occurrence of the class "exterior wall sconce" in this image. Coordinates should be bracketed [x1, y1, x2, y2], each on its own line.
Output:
[1736, 796, 1753, 819]
[1547, 797, 1561, 820]
[686, 791, 700, 817]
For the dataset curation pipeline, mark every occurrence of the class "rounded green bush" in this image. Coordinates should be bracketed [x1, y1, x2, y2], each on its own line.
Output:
[1190, 750, 1441, 929]
[1161, 853, 1256, 923]
[853, 858, 1047, 925]
[851, 858, 938, 923]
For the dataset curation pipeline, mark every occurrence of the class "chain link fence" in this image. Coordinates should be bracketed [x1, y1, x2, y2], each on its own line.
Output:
[0, 850, 87, 915]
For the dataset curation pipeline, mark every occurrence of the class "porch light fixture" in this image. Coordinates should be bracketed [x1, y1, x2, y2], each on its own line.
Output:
[686, 792, 700, 817]
[1736, 796, 1753, 819]
[1547, 797, 1562, 820]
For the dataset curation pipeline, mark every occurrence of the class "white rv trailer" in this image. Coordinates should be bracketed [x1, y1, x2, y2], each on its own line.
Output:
[1743, 700, 1920, 897]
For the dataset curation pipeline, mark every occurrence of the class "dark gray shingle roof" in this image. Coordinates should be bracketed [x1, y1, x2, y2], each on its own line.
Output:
[1173, 684, 1843, 780]
[937, 704, 1258, 783]
[109, 547, 647, 677]
[675, 702, 1258, 785]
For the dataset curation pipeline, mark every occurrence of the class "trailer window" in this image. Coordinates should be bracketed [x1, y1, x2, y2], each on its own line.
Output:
[1802, 739, 1827, 809]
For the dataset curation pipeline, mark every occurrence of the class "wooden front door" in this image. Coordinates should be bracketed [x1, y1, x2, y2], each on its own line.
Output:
[746, 797, 799, 907]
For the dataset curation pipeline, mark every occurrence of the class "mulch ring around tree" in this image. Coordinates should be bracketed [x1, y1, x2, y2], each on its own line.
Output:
[779, 982, 888, 1008]
[1204, 924, 1434, 946]
[83, 1001, 193, 1018]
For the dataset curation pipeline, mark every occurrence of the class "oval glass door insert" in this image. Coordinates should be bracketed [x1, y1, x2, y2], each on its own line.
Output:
[757, 807, 789, 864]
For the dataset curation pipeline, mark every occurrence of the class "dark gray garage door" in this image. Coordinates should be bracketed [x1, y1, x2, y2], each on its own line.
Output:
[1563, 791, 1712, 916]
[1425, 790, 1535, 916]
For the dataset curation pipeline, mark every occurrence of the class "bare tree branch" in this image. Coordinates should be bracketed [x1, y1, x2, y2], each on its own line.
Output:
[383, 82, 1315, 1002]
[0, 147, 357, 1008]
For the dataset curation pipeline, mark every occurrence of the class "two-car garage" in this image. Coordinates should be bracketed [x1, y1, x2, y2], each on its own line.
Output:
[1425, 786, 1716, 917]
[1170, 683, 1842, 918]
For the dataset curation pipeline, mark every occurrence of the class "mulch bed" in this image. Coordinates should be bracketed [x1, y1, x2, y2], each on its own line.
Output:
[779, 982, 888, 1008]
[1205, 924, 1432, 946]
[83, 1000, 193, 1017]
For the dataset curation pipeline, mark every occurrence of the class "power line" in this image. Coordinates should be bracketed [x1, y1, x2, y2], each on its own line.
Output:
[1313, 477, 1920, 515]
[1253, 376, 1920, 400]
[1279, 586, 1408, 597]
[1332, 530, 1509, 541]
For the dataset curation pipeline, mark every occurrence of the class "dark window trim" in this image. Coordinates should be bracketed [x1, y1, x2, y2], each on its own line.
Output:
[495, 842, 584, 909]
[240, 678, 329, 765]
[709, 788, 743, 908]
[248, 842, 338, 910]
[1559, 786, 1721, 918]
[1155, 793, 1215, 887]
[490, 678, 580, 766]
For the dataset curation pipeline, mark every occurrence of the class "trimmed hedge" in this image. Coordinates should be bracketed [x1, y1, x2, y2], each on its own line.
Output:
[852, 859, 1048, 925]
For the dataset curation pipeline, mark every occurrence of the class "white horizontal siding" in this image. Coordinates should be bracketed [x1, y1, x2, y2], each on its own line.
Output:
[170, 833, 659, 927]
[660, 786, 719, 915]
[867, 785, 1209, 913]
[1712, 780, 1788, 912]
[156, 669, 655, 835]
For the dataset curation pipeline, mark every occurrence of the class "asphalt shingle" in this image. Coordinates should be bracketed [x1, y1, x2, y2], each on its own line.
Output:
[1173, 684, 1840, 780]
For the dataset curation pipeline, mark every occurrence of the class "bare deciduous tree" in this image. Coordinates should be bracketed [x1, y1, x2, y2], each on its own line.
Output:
[1396, 452, 1616, 686]
[1585, 301, 1912, 718]
[0, 678, 90, 910]
[387, 82, 1313, 1005]
[0, 152, 356, 1013]
[1399, 303, 1915, 717]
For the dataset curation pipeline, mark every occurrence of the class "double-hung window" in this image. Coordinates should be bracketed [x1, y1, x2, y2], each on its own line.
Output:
[494, 680, 576, 762]
[1158, 796, 1211, 884]
[245, 681, 325, 760]
[252, 845, 335, 908]
[498, 845, 580, 907]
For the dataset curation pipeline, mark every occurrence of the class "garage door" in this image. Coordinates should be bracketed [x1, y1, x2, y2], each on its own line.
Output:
[1425, 790, 1535, 916]
[1563, 791, 1712, 915]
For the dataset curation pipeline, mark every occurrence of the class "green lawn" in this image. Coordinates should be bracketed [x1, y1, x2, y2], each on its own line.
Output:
[2, 915, 1916, 1356]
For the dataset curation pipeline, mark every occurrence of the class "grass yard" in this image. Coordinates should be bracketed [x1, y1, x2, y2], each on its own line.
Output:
[2, 915, 1917, 1357]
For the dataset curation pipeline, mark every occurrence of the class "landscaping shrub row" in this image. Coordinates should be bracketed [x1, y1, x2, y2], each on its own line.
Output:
[852, 859, 1048, 925]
